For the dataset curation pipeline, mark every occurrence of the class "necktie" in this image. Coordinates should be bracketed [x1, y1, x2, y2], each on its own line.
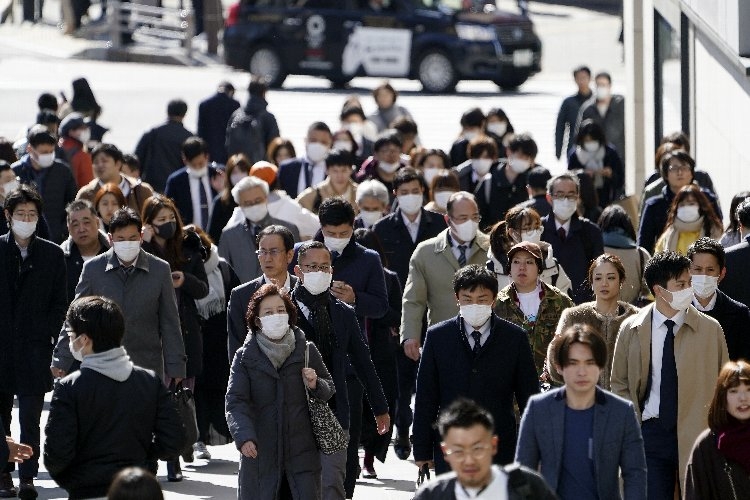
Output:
[660, 319, 678, 431]
[557, 227, 566, 241]
[122, 266, 134, 278]
[199, 178, 209, 228]
[471, 330, 482, 356]
[458, 245, 467, 267]
[331, 251, 340, 262]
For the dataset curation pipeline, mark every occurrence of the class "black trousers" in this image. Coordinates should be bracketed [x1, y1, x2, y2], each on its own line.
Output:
[361, 331, 398, 462]
[395, 348, 417, 433]
[343, 375, 363, 499]
[0, 392, 45, 479]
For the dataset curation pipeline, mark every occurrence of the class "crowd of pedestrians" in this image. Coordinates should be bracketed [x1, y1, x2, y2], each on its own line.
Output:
[0, 66, 749, 500]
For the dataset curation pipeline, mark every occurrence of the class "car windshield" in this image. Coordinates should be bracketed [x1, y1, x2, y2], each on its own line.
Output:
[411, 0, 464, 13]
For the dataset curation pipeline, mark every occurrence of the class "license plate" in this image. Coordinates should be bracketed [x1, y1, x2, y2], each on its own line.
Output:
[513, 49, 533, 67]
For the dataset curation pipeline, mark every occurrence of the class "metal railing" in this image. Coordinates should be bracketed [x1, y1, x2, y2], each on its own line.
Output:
[108, 0, 194, 57]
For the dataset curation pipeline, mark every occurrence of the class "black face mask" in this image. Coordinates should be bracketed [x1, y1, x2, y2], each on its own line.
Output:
[154, 221, 177, 240]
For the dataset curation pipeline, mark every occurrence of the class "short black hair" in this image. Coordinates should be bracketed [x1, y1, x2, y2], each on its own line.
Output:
[37, 92, 58, 111]
[166, 99, 188, 118]
[687, 237, 726, 269]
[554, 323, 607, 369]
[526, 166, 551, 190]
[307, 121, 332, 137]
[393, 166, 424, 192]
[325, 149, 355, 168]
[597, 204, 637, 241]
[66, 296, 125, 353]
[297, 240, 330, 264]
[318, 197, 355, 227]
[661, 131, 691, 153]
[182, 136, 209, 161]
[507, 133, 538, 158]
[4, 184, 43, 215]
[91, 143, 123, 164]
[65, 199, 97, 220]
[436, 398, 494, 439]
[643, 250, 691, 295]
[340, 106, 365, 121]
[659, 150, 695, 182]
[109, 207, 142, 234]
[452, 264, 499, 297]
[107, 467, 164, 500]
[390, 116, 418, 136]
[36, 109, 59, 126]
[27, 128, 57, 147]
[122, 154, 140, 174]
[595, 71, 612, 84]
[736, 199, 750, 229]
[459, 107, 485, 128]
[373, 130, 402, 152]
[573, 65, 591, 78]
[248, 75, 268, 96]
[257, 224, 295, 251]
[576, 119, 606, 145]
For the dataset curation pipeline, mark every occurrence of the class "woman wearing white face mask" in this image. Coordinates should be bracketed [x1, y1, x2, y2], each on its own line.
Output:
[567, 119, 625, 211]
[354, 179, 389, 229]
[415, 148, 450, 191]
[654, 184, 723, 255]
[483, 107, 515, 158]
[487, 206, 572, 297]
[226, 283, 335, 500]
[424, 169, 460, 215]
[206, 153, 251, 244]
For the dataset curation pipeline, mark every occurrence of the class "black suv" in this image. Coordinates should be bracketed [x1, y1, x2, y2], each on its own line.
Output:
[223, 0, 542, 92]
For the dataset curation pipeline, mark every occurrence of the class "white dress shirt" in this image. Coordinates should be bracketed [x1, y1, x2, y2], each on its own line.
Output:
[463, 316, 491, 350]
[692, 293, 717, 312]
[188, 171, 213, 228]
[449, 232, 473, 262]
[297, 159, 326, 197]
[642, 306, 687, 420]
[262, 273, 291, 293]
[555, 218, 571, 234]
[402, 210, 422, 243]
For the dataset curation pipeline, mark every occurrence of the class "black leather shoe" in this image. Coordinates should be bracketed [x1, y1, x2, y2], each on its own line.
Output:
[18, 478, 37, 499]
[167, 460, 183, 482]
[0, 473, 16, 498]
[393, 432, 411, 460]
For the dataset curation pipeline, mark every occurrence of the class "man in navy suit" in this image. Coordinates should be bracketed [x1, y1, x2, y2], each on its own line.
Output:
[277, 122, 333, 198]
[164, 137, 219, 229]
[197, 81, 240, 164]
[412, 265, 538, 475]
[517, 324, 647, 500]
[721, 199, 750, 309]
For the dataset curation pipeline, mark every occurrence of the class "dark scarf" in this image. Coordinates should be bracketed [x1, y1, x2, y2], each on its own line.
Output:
[292, 284, 337, 367]
[717, 421, 750, 474]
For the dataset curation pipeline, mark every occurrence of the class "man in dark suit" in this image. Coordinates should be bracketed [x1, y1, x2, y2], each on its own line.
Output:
[0, 415, 33, 494]
[164, 137, 219, 229]
[60, 200, 109, 305]
[134, 99, 194, 192]
[226, 225, 298, 361]
[291, 241, 389, 500]
[277, 122, 333, 198]
[197, 81, 240, 165]
[721, 199, 750, 309]
[515, 166, 552, 217]
[413, 265, 539, 475]
[690, 237, 750, 360]
[541, 172, 604, 304]
[372, 167, 446, 458]
[517, 325, 646, 499]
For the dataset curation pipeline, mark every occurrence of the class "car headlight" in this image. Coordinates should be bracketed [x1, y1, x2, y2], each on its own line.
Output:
[455, 23, 497, 42]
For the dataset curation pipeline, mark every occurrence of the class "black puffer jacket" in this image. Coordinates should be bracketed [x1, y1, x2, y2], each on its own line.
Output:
[44, 366, 184, 499]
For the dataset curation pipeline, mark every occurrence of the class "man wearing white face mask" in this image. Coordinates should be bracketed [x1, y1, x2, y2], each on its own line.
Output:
[354, 131, 404, 207]
[575, 71, 625, 164]
[219, 176, 300, 283]
[687, 238, 750, 361]
[0, 185, 67, 498]
[611, 251, 729, 499]
[58, 112, 94, 189]
[12, 128, 77, 244]
[277, 122, 333, 199]
[164, 137, 220, 229]
[541, 172, 603, 304]
[413, 265, 538, 475]
[290, 241, 389, 500]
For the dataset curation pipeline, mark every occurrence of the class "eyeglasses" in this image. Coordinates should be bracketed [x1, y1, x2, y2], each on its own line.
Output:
[451, 215, 482, 224]
[300, 264, 331, 273]
[668, 164, 690, 173]
[443, 444, 492, 461]
[256, 249, 285, 257]
[551, 194, 578, 202]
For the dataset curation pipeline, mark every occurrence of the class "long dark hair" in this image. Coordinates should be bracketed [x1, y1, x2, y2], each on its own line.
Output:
[664, 184, 722, 237]
[140, 194, 186, 270]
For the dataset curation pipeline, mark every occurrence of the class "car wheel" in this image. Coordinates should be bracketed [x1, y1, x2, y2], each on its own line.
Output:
[493, 74, 529, 91]
[417, 50, 457, 93]
[248, 46, 286, 88]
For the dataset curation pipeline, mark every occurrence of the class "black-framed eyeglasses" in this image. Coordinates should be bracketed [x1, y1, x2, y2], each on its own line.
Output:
[300, 264, 331, 273]
[256, 249, 285, 257]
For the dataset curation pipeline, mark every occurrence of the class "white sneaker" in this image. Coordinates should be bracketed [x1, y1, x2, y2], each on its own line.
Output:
[193, 441, 211, 460]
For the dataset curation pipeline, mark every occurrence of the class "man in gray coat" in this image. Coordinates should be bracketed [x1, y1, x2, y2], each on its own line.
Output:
[51, 207, 186, 381]
[219, 176, 300, 284]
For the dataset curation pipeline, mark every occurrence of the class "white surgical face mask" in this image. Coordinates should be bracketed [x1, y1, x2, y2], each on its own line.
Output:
[242, 204, 268, 223]
[2, 180, 19, 196]
[333, 140, 353, 152]
[422, 167, 440, 186]
[359, 210, 383, 228]
[553, 198, 577, 221]
[677, 205, 700, 223]
[345, 122, 363, 138]
[509, 158, 530, 174]
[302, 271, 332, 295]
[324, 235, 350, 253]
[11, 219, 36, 240]
[463, 130, 479, 141]
[398, 193, 423, 215]
[471, 159, 493, 176]
[452, 219, 478, 244]
[521, 228, 542, 244]
[188, 166, 208, 178]
[259, 313, 290, 340]
[596, 86, 611, 100]
[75, 128, 91, 145]
[35, 152, 55, 168]
[662, 286, 694, 311]
[460, 304, 493, 329]
[583, 141, 600, 153]
[306, 142, 329, 163]
[691, 275, 719, 299]
[487, 122, 507, 137]
[378, 161, 400, 174]
[434, 191, 455, 210]
[69, 335, 86, 362]
[113, 241, 141, 263]
[230, 171, 247, 186]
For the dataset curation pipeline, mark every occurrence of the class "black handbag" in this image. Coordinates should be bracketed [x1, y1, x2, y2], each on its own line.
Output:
[170, 381, 199, 457]
[304, 342, 348, 455]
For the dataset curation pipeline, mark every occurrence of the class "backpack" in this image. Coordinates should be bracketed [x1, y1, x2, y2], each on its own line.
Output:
[225, 109, 266, 163]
